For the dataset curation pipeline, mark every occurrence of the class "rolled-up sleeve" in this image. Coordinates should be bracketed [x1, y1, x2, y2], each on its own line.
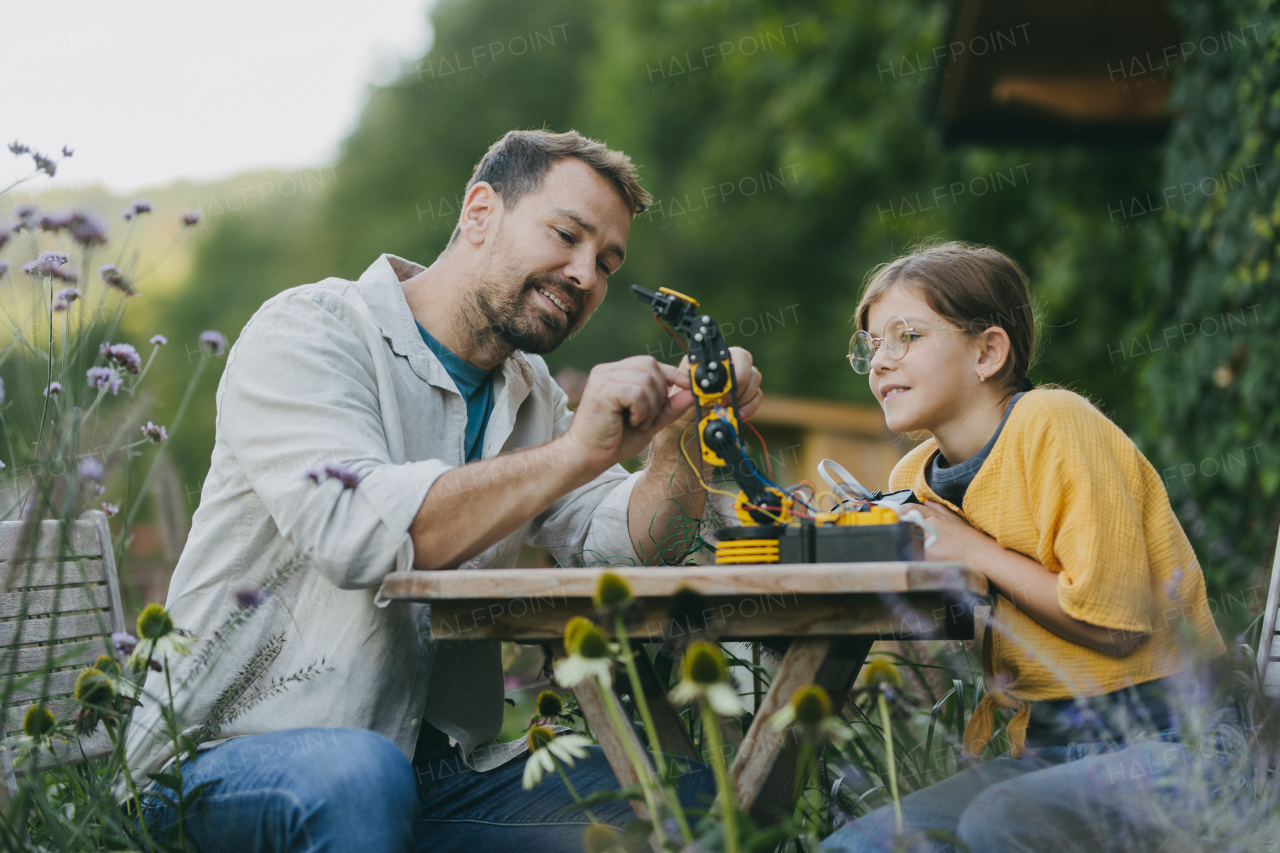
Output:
[218, 290, 453, 588]
[525, 381, 641, 566]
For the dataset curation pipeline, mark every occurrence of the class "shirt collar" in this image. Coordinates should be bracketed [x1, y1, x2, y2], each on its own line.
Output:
[356, 253, 534, 401]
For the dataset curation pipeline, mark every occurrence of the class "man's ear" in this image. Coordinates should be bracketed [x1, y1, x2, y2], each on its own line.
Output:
[975, 326, 1012, 377]
[457, 182, 500, 247]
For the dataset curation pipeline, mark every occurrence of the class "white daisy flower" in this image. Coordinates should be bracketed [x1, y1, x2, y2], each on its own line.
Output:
[668, 641, 743, 717]
[553, 616, 617, 688]
[521, 725, 593, 789]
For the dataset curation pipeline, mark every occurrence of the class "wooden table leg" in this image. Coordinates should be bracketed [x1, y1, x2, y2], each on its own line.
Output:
[729, 635, 875, 827]
[618, 647, 700, 763]
[571, 676, 654, 820]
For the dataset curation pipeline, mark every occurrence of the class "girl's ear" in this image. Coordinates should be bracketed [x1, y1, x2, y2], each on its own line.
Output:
[974, 326, 1012, 381]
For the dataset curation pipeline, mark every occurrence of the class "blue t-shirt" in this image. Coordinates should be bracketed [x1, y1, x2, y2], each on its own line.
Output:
[417, 322, 494, 462]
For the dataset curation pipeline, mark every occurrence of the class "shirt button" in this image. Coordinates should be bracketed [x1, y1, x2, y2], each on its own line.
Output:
[409, 719, 419, 728]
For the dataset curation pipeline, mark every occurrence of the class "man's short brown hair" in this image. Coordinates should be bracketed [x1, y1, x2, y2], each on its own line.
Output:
[450, 129, 651, 244]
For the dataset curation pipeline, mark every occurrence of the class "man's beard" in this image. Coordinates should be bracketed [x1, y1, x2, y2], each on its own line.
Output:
[471, 271, 586, 355]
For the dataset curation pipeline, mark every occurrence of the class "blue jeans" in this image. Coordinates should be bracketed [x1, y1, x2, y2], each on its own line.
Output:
[820, 722, 1252, 853]
[138, 727, 715, 852]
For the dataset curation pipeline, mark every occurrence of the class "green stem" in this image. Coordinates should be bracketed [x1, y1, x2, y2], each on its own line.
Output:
[700, 701, 740, 853]
[878, 692, 903, 836]
[553, 760, 600, 824]
[615, 616, 692, 843]
[163, 651, 187, 850]
[594, 678, 663, 837]
[107, 725, 156, 853]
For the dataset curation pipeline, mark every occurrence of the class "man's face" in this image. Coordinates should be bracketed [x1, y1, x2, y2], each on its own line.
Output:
[471, 158, 631, 355]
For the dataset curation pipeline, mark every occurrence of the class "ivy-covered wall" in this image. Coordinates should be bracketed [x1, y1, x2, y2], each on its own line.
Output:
[1134, 0, 1280, 606]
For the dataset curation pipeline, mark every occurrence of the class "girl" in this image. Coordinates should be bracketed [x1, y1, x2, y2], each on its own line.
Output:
[822, 242, 1243, 853]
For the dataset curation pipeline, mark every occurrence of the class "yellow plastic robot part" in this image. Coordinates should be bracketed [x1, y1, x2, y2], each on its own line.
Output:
[811, 505, 900, 526]
[716, 538, 780, 564]
[699, 410, 738, 467]
[657, 286, 698, 306]
[733, 489, 793, 526]
[692, 358, 735, 407]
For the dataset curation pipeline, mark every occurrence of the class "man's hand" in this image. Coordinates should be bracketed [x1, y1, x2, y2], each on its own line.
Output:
[655, 346, 763, 449]
[626, 346, 763, 562]
[564, 355, 696, 469]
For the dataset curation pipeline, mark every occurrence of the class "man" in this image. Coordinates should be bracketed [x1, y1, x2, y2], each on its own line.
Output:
[126, 130, 762, 851]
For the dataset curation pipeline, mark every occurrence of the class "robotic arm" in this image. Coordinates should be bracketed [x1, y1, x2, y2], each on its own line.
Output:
[632, 285, 791, 524]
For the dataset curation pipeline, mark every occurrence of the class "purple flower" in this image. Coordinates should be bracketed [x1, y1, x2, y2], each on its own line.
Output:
[100, 342, 141, 374]
[141, 422, 167, 443]
[122, 199, 152, 221]
[44, 382, 62, 397]
[38, 210, 72, 233]
[324, 463, 363, 490]
[111, 631, 137, 655]
[8, 141, 30, 156]
[61, 145, 73, 158]
[32, 153, 56, 177]
[68, 209, 108, 247]
[56, 287, 82, 304]
[181, 208, 203, 227]
[86, 366, 123, 395]
[23, 250, 69, 278]
[0, 230, 8, 251]
[78, 457, 106, 481]
[99, 264, 135, 296]
[304, 463, 364, 490]
[0, 260, 9, 278]
[199, 330, 227, 355]
[150, 334, 167, 346]
[101, 502, 119, 517]
[235, 587, 265, 610]
[93, 484, 106, 496]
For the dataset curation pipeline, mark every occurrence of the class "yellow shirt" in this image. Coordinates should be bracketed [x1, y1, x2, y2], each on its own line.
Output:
[890, 389, 1224, 749]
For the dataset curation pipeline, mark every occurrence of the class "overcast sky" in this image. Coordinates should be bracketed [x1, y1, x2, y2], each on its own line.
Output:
[2, 0, 433, 194]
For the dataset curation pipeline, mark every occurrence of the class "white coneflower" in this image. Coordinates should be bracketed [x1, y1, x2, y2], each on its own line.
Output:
[9, 704, 67, 766]
[521, 725, 592, 790]
[92, 654, 140, 700]
[669, 641, 742, 716]
[770, 683, 851, 746]
[127, 603, 195, 673]
[554, 616, 616, 688]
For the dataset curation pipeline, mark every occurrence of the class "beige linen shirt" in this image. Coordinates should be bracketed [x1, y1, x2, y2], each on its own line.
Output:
[125, 254, 641, 781]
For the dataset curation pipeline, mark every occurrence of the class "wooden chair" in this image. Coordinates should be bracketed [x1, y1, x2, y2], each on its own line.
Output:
[1259, 537, 1280, 699]
[1, 511, 126, 797]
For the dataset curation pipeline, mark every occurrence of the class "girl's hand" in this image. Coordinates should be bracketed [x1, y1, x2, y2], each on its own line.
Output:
[916, 500, 1000, 567]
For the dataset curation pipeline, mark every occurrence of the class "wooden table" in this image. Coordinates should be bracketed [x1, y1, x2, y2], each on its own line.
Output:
[378, 562, 988, 826]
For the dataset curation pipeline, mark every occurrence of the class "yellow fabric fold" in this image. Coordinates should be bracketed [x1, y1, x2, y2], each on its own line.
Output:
[963, 689, 1031, 759]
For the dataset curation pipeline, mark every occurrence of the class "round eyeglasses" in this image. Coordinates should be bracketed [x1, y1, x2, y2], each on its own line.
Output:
[847, 316, 960, 374]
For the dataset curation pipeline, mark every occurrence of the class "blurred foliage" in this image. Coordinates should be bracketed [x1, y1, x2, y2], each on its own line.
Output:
[144, 0, 1271, 600]
[1131, 0, 1280, 602]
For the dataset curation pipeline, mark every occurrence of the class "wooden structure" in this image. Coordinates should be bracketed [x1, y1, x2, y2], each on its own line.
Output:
[936, 0, 1180, 144]
[1259, 537, 1280, 698]
[379, 562, 988, 827]
[0, 512, 125, 796]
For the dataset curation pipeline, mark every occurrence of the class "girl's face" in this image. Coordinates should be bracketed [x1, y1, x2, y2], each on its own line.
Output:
[864, 284, 980, 434]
